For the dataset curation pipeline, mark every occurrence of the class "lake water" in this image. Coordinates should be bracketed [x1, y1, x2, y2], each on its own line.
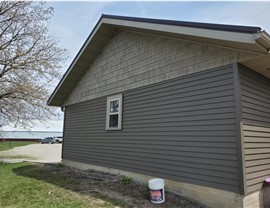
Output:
[0, 131, 63, 139]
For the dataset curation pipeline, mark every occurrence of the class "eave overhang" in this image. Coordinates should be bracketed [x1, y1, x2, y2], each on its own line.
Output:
[47, 15, 270, 107]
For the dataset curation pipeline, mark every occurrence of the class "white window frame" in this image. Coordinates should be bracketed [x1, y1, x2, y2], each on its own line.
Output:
[106, 94, 123, 130]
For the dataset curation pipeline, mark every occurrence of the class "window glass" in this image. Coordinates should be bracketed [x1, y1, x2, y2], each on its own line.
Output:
[110, 100, 119, 113]
[109, 114, 118, 127]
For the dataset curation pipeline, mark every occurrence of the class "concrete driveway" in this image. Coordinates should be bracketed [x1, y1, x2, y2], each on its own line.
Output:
[0, 143, 62, 163]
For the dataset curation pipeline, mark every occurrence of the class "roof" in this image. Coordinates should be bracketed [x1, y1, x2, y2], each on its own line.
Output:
[102, 14, 261, 34]
[48, 14, 270, 107]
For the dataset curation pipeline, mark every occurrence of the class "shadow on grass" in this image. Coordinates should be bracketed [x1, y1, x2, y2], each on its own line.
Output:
[12, 163, 133, 208]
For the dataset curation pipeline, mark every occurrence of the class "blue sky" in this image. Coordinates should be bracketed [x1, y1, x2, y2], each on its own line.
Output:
[4, 1, 270, 131]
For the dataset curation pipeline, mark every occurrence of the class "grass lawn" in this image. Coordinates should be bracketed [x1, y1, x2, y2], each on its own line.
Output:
[0, 141, 35, 151]
[0, 154, 35, 159]
[0, 162, 128, 208]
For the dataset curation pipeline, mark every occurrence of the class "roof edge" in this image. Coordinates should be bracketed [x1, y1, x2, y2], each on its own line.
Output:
[101, 14, 261, 34]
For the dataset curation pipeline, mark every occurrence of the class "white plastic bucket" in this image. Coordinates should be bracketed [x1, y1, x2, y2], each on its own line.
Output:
[148, 178, 165, 204]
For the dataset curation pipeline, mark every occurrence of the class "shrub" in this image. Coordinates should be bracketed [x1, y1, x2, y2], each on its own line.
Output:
[56, 162, 65, 168]
[122, 176, 133, 185]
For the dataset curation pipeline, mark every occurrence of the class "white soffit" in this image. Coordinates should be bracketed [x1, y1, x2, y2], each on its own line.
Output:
[241, 53, 270, 78]
[102, 18, 267, 53]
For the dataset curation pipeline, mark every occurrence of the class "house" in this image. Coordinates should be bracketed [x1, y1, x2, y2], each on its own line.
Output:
[48, 15, 270, 208]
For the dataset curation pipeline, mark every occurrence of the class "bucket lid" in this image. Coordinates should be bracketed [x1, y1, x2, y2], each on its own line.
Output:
[149, 178, 164, 186]
[265, 178, 270, 183]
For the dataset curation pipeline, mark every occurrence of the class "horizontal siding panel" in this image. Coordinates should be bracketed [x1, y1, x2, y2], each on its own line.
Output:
[245, 154, 270, 161]
[241, 96, 270, 112]
[64, 123, 234, 131]
[64, 139, 237, 148]
[125, 90, 234, 109]
[123, 119, 235, 126]
[66, 112, 105, 118]
[125, 67, 233, 97]
[247, 176, 270, 187]
[242, 102, 270, 116]
[242, 116, 270, 126]
[243, 131, 270, 138]
[240, 64, 270, 194]
[117, 125, 236, 131]
[125, 79, 233, 105]
[124, 113, 235, 124]
[243, 125, 270, 132]
[247, 184, 263, 194]
[64, 145, 237, 161]
[240, 74, 270, 97]
[239, 63, 270, 82]
[63, 130, 236, 137]
[64, 147, 238, 167]
[67, 104, 106, 113]
[63, 134, 237, 143]
[246, 164, 270, 173]
[64, 143, 237, 154]
[63, 65, 239, 193]
[123, 118, 235, 126]
[64, 150, 237, 174]
[247, 169, 270, 180]
[123, 107, 234, 121]
[242, 107, 270, 120]
[126, 100, 234, 112]
[241, 89, 270, 106]
[245, 148, 270, 154]
[244, 137, 270, 143]
[246, 159, 270, 167]
[244, 143, 270, 149]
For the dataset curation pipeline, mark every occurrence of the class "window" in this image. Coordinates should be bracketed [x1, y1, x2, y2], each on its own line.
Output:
[106, 94, 122, 130]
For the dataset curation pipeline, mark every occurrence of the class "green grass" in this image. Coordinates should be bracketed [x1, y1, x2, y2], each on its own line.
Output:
[0, 155, 36, 159]
[0, 162, 128, 208]
[0, 141, 35, 151]
[122, 176, 133, 185]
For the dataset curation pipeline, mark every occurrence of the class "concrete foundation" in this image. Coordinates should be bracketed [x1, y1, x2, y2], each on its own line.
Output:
[62, 159, 263, 208]
[244, 191, 262, 208]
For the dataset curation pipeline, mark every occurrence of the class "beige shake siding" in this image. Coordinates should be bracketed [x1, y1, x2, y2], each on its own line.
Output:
[64, 30, 258, 106]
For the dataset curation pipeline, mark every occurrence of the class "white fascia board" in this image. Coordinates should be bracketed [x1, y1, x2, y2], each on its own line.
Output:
[102, 18, 256, 45]
[255, 31, 270, 49]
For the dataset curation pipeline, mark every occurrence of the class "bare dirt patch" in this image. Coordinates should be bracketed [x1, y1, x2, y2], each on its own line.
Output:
[41, 163, 206, 208]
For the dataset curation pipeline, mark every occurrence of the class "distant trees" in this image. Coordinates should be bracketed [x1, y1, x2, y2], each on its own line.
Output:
[0, 1, 68, 128]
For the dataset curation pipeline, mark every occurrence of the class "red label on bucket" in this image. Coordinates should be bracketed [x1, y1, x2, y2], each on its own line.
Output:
[150, 189, 163, 202]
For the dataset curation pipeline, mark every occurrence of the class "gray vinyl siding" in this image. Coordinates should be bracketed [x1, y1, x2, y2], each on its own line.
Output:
[239, 64, 270, 194]
[63, 65, 240, 193]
